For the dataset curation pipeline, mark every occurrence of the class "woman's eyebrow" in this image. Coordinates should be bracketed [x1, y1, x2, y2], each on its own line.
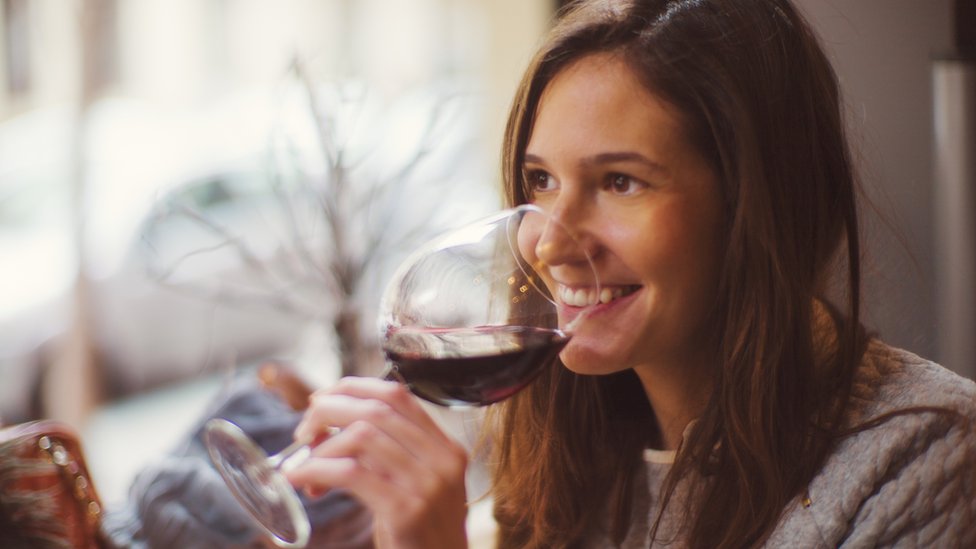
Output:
[584, 151, 668, 172]
[525, 152, 667, 165]
[524, 151, 668, 173]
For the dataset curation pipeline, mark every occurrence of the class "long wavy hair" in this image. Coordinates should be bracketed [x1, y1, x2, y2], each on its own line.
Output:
[486, 1, 866, 547]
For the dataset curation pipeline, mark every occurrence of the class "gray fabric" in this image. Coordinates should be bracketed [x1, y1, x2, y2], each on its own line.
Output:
[772, 342, 976, 548]
[101, 376, 368, 548]
[101, 455, 258, 549]
[587, 340, 976, 548]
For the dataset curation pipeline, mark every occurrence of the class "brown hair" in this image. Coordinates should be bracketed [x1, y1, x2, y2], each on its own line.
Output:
[488, 0, 866, 547]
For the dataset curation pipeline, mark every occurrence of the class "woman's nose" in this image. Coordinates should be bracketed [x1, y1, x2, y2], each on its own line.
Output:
[533, 201, 595, 268]
[516, 205, 589, 267]
[535, 217, 587, 266]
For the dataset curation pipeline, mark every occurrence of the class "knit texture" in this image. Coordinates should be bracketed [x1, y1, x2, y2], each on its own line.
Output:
[768, 341, 976, 547]
[588, 340, 976, 548]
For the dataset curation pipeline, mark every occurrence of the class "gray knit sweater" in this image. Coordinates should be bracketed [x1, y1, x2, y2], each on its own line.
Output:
[591, 340, 976, 548]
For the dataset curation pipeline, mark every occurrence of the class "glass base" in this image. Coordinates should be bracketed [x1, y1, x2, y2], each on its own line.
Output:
[204, 418, 311, 548]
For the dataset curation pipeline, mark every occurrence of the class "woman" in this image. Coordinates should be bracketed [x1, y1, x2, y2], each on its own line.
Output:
[286, 0, 976, 547]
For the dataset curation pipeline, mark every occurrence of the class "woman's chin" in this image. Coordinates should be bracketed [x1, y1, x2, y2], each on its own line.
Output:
[558, 339, 625, 376]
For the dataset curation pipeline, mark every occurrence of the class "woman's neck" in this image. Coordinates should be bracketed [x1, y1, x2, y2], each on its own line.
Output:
[633, 357, 713, 451]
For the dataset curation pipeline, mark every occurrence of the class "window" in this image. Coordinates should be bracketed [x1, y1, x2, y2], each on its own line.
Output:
[3, 0, 30, 95]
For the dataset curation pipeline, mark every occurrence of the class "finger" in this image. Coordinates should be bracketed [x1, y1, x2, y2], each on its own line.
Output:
[306, 419, 444, 494]
[288, 454, 468, 545]
[318, 377, 450, 442]
[294, 379, 389, 441]
[293, 398, 346, 443]
[284, 456, 423, 520]
[300, 392, 461, 467]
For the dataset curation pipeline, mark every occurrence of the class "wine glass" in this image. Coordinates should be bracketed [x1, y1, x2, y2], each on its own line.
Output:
[204, 203, 598, 548]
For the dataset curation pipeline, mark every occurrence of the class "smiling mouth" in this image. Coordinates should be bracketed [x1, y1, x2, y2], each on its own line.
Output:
[556, 284, 641, 307]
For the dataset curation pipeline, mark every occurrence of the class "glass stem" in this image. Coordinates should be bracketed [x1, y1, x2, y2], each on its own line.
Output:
[268, 437, 314, 470]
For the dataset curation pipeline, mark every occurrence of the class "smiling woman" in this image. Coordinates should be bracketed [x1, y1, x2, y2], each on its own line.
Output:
[285, 1, 976, 548]
[486, 0, 976, 547]
[521, 51, 725, 387]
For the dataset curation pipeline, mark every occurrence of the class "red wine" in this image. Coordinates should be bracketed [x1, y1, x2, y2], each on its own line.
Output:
[382, 325, 569, 406]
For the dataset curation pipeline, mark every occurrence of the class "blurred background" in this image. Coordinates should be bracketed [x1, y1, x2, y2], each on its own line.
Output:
[0, 0, 973, 506]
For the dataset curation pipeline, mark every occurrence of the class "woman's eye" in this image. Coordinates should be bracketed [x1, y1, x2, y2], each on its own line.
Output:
[525, 170, 557, 193]
[606, 173, 645, 195]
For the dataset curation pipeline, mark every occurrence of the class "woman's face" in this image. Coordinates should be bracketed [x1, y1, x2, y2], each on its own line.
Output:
[522, 52, 725, 375]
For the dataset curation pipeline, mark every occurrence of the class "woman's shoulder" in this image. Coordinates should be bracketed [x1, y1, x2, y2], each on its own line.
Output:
[768, 339, 976, 547]
[850, 338, 976, 419]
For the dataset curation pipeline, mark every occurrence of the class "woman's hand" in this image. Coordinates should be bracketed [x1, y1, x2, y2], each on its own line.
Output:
[284, 377, 469, 549]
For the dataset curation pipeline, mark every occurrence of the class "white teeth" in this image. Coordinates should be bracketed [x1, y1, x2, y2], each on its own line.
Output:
[558, 285, 633, 306]
[573, 288, 587, 306]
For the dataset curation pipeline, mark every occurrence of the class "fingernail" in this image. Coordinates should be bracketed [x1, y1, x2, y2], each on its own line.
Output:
[304, 486, 327, 499]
